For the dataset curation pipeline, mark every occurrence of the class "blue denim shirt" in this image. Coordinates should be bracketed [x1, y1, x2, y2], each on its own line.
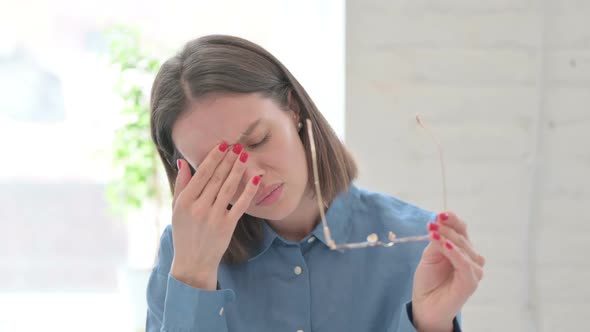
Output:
[146, 184, 461, 331]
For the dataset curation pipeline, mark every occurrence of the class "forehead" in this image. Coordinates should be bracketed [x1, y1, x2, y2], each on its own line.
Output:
[171, 93, 277, 163]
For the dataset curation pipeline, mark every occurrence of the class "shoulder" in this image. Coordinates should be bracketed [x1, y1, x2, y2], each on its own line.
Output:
[350, 184, 435, 238]
[346, 184, 435, 268]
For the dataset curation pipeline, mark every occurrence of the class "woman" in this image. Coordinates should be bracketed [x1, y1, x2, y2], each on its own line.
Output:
[146, 35, 484, 332]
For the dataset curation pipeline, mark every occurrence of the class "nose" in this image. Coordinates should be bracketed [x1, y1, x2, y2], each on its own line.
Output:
[241, 154, 265, 186]
[243, 167, 264, 185]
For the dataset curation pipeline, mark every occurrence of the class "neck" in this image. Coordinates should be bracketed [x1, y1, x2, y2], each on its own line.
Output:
[266, 189, 322, 242]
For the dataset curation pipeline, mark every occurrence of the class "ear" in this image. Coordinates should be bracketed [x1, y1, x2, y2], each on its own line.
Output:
[287, 90, 301, 121]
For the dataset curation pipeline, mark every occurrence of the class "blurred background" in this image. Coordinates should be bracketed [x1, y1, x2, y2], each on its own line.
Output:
[0, 0, 588, 331]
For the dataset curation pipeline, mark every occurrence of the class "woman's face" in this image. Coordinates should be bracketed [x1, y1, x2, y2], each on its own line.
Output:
[171, 92, 309, 221]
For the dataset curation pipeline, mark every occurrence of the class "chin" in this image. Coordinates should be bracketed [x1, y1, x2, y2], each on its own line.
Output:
[247, 199, 292, 221]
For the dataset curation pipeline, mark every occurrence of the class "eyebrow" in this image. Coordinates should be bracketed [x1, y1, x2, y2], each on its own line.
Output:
[232, 118, 262, 145]
[194, 119, 263, 167]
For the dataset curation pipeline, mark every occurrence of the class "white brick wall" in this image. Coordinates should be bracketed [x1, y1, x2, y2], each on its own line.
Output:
[346, 1, 590, 331]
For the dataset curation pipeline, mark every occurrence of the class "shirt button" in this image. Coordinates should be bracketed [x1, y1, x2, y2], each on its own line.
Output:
[294, 266, 303, 275]
[307, 237, 316, 243]
[219, 307, 224, 316]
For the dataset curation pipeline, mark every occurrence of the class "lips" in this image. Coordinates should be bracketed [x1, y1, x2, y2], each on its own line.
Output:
[255, 183, 282, 205]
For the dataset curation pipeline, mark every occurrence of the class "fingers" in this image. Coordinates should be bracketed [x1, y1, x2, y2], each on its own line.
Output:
[199, 143, 245, 208]
[227, 174, 262, 224]
[436, 211, 468, 240]
[429, 221, 486, 267]
[172, 158, 191, 209]
[177, 141, 230, 206]
[430, 232, 484, 284]
[212, 149, 250, 211]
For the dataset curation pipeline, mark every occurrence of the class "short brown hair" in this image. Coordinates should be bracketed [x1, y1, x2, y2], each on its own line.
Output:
[150, 35, 357, 264]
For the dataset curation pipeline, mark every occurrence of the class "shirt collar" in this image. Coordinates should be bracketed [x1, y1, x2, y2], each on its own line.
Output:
[312, 183, 359, 248]
[247, 220, 279, 262]
[248, 184, 359, 262]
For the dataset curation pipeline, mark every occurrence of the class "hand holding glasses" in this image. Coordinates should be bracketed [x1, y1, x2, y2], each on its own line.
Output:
[305, 115, 446, 250]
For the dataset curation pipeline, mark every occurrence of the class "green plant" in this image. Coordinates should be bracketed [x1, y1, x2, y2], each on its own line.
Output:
[105, 26, 164, 220]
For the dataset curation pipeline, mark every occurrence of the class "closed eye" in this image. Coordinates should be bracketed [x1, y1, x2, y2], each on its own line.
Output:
[248, 134, 270, 149]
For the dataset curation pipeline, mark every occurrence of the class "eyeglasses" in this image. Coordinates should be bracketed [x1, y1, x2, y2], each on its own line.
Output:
[305, 115, 447, 250]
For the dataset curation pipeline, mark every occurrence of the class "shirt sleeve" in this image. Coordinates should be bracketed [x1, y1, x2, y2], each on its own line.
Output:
[145, 225, 236, 332]
[395, 302, 462, 332]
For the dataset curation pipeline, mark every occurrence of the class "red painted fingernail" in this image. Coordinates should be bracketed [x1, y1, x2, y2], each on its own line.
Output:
[176, 159, 182, 170]
[439, 212, 449, 222]
[252, 175, 261, 185]
[219, 141, 229, 152]
[239, 152, 248, 163]
[428, 222, 439, 232]
[232, 143, 243, 154]
[445, 240, 453, 250]
[432, 232, 441, 241]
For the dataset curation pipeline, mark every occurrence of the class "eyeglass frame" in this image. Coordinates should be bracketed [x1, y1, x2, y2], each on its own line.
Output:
[305, 115, 447, 250]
